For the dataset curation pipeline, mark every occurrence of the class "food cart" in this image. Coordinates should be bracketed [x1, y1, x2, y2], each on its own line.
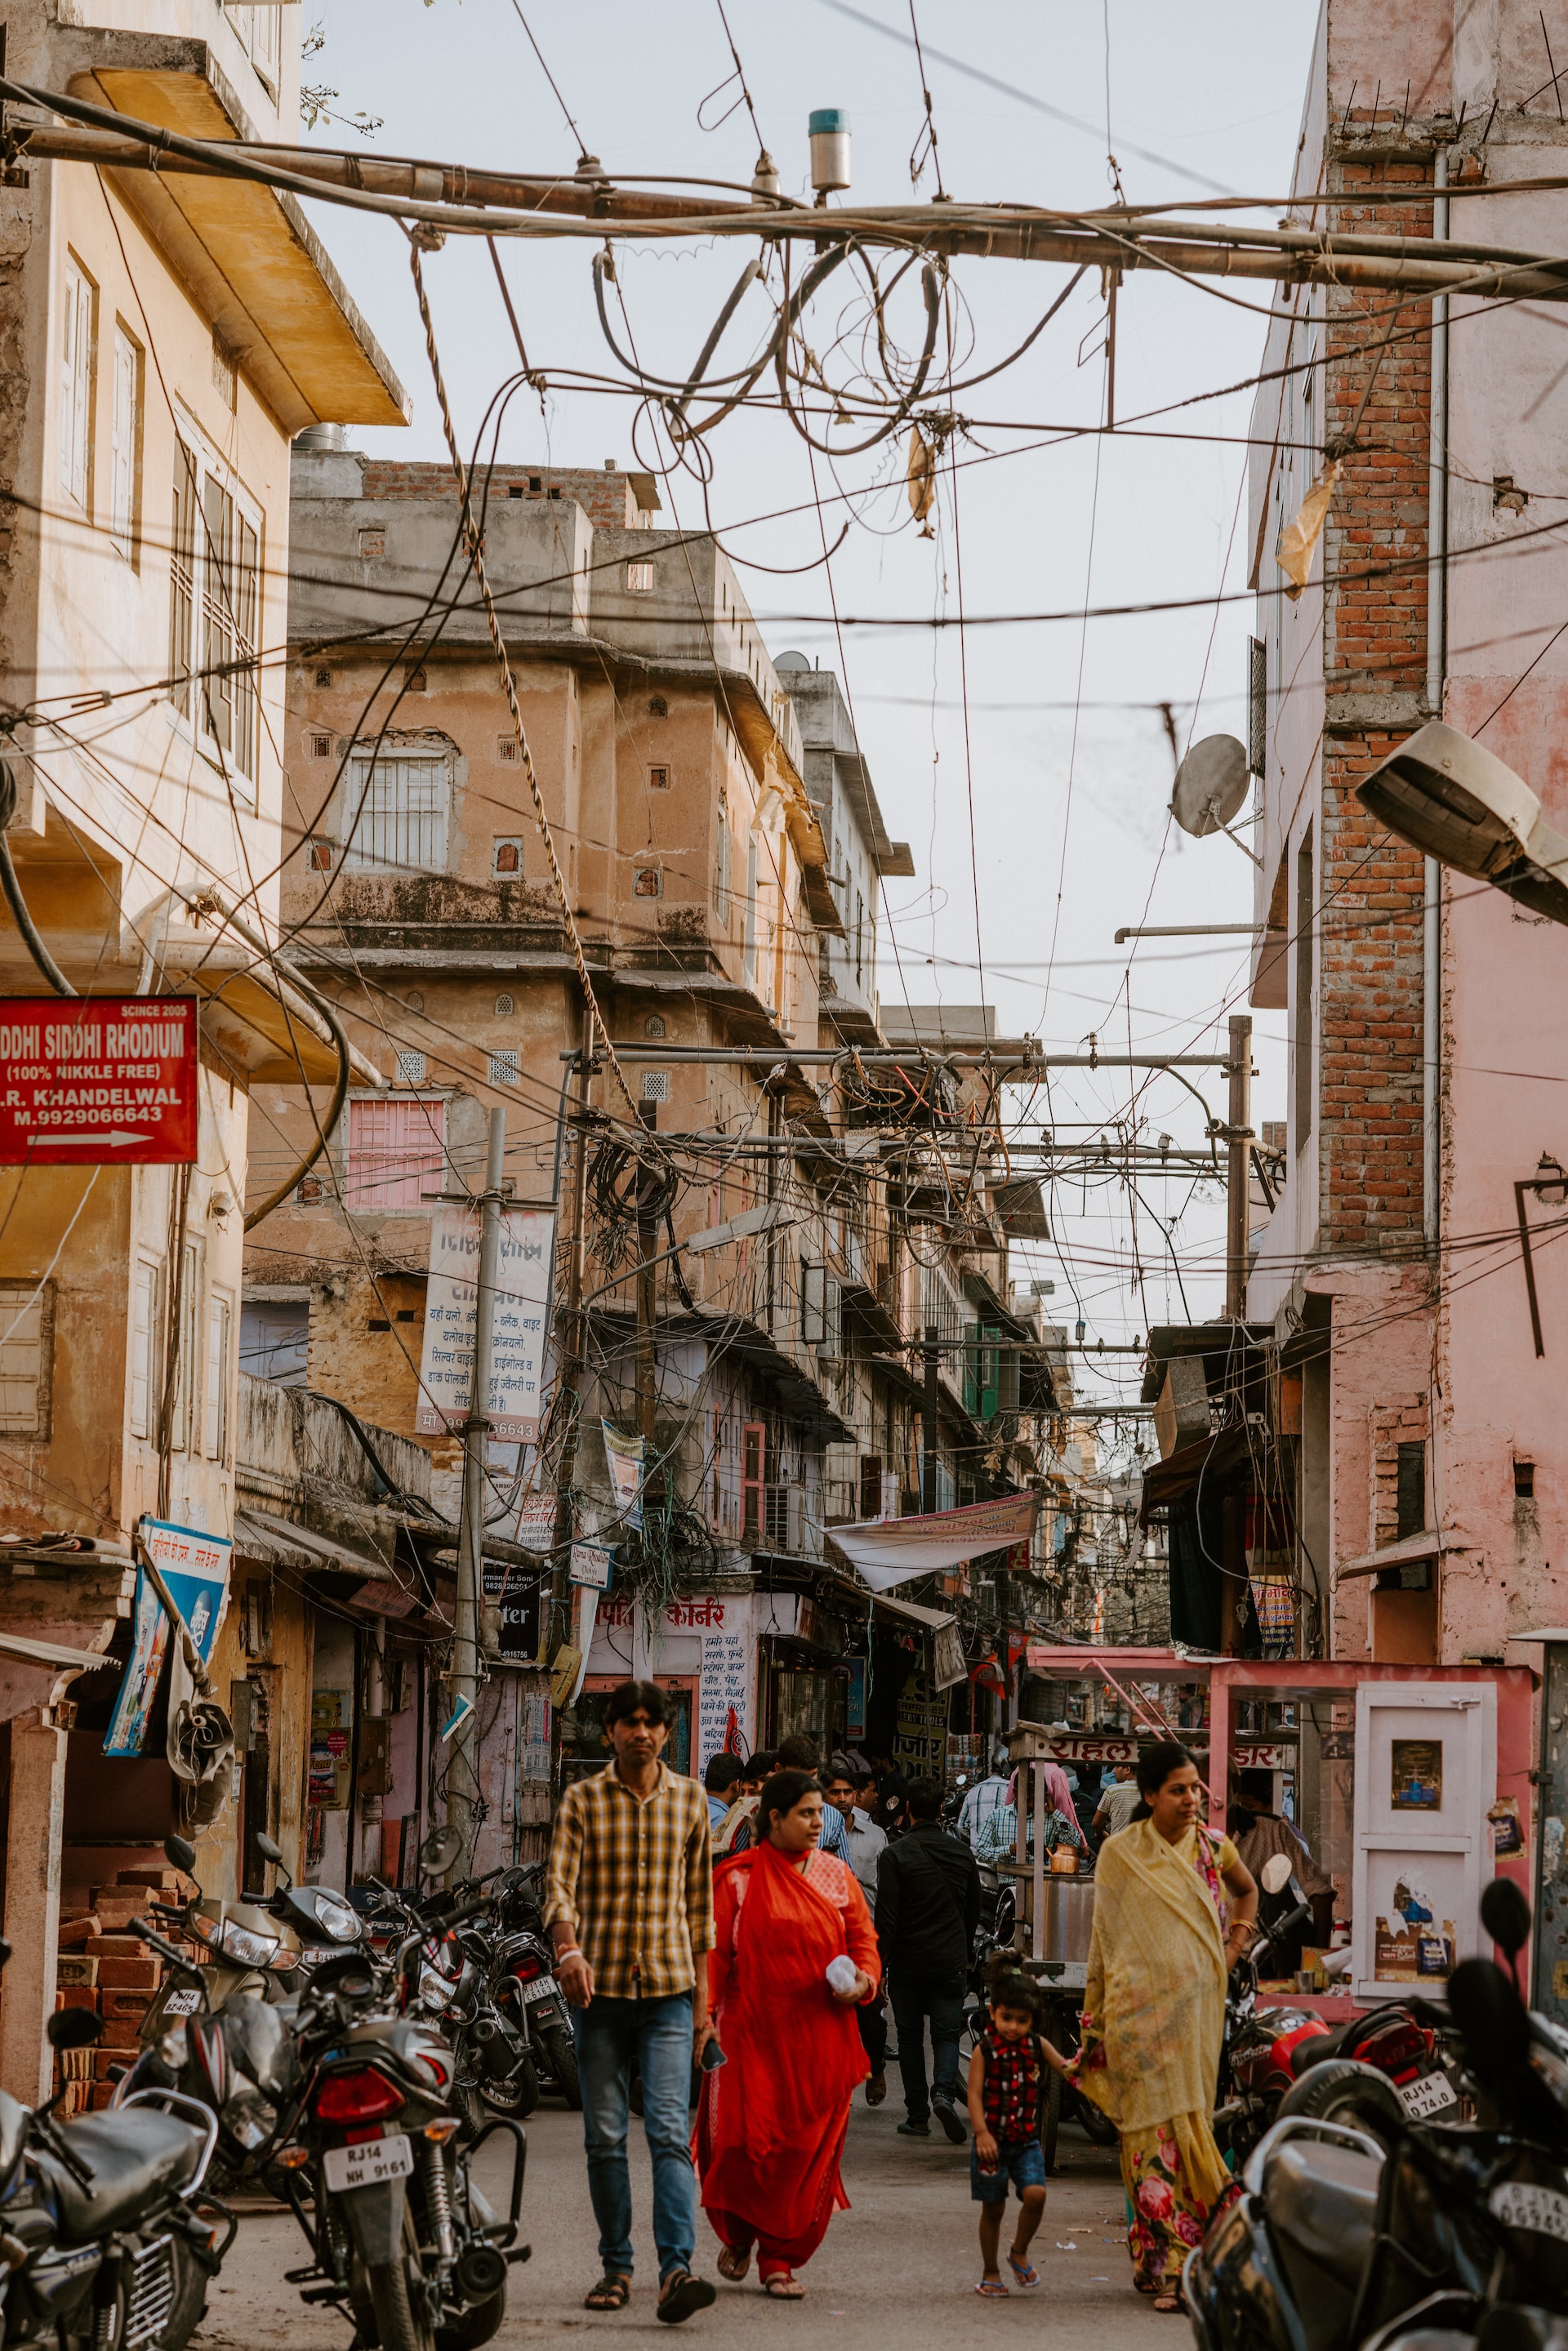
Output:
[1008, 1649, 1535, 2035]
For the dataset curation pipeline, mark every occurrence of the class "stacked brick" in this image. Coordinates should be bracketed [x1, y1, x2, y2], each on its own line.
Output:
[358, 459, 646, 528]
[1317, 146, 1435, 1254]
[53, 1864, 193, 2113]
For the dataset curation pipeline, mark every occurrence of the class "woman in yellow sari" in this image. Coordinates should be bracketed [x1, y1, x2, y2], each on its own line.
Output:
[1072, 1742, 1257, 2311]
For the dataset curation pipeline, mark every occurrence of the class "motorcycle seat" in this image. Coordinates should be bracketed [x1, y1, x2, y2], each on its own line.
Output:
[1290, 2018, 1356, 2077]
[33, 2108, 204, 2242]
[1264, 2139, 1382, 2292]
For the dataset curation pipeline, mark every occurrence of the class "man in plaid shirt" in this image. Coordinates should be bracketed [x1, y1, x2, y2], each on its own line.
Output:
[546, 1680, 717, 2325]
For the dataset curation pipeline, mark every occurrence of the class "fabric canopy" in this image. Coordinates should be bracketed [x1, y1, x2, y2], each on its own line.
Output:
[830, 1492, 1039, 1591]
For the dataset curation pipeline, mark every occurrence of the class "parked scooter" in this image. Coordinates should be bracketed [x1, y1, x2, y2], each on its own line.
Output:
[0, 1944, 229, 2351]
[1185, 1878, 1568, 2351]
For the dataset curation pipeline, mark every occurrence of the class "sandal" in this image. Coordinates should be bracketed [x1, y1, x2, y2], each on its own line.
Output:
[865, 2071, 888, 2107]
[1153, 2294, 1184, 2314]
[762, 2273, 806, 2299]
[717, 2246, 751, 2282]
[1006, 2251, 1040, 2288]
[657, 2273, 717, 2325]
[584, 2274, 630, 2311]
[975, 2278, 1010, 2297]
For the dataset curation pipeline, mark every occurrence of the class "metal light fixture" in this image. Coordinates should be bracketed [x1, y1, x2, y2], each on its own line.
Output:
[808, 109, 851, 200]
[1356, 719, 1568, 927]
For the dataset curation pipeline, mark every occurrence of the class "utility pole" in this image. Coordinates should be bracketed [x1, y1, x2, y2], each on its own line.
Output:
[549, 1005, 595, 1636]
[1224, 1013, 1254, 1321]
[923, 1323, 942, 1513]
[635, 1101, 662, 1509]
[449, 1104, 508, 1850]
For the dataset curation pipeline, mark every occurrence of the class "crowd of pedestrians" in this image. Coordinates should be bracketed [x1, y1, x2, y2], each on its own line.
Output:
[542, 1686, 1272, 2318]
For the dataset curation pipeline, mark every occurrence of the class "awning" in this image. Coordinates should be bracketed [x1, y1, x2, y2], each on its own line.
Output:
[869, 1592, 956, 1632]
[1335, 1528, 1473, 1583]
[165, 945, 384, 1089]
[828, 1492, 1038, 1591]
[233, 1506, 395, 1582]
[72, 64, 408, 430]
[1137, 1423, 1255, 1524]
[0, 1627, 114, 1672]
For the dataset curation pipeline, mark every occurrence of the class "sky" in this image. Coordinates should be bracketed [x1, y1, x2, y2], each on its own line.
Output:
[300, 0, 1323, 1443]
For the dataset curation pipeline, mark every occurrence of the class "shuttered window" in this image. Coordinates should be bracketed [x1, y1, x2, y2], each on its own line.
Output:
[205, 1294, 231, 1459]
[60, 258, 95, 509]
[130, 1259, 163, 1440]
[109, 326, 141, 562]
[344, 1097, 447, 1212]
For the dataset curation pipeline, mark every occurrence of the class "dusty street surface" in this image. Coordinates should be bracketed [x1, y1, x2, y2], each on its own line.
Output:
[194, 2096, 1172, 2349]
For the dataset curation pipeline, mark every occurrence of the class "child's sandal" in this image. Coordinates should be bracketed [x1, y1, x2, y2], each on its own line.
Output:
[1006, 2251, 1040, 2288]
[975, 2279, 1009, 2297]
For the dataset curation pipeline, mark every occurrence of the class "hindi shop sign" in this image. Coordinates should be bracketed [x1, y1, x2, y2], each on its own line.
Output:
[0, 996, 198, 1164]
[416, 1204, 555, 1443]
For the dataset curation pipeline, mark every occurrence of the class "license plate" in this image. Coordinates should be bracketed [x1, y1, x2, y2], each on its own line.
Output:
[1399, 2071, 1458, 2120]
[322, 2133, 413, 2193]
[1491, 2179, 1568, 2240]
[163, 1988, 202, 2017]
[520, 1976, 560, 2006]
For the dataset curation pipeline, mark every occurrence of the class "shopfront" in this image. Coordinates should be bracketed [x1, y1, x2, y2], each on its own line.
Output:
[1022, 1645, 1535, 2010]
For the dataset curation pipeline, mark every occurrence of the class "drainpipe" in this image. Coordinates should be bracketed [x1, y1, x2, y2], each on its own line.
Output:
[1424, 147, 1449, 1250]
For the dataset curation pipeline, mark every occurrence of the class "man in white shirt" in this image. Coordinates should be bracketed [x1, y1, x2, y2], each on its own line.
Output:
[826, 1760, 889, 2104]
[1093, 1762, 1142, 1841]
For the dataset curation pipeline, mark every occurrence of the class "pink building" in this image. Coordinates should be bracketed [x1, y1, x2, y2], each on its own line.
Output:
[1247, 0, 1568, 1668]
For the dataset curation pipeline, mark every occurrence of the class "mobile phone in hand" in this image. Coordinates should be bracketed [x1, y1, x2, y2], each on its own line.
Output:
[701, 2036, 727, 2071]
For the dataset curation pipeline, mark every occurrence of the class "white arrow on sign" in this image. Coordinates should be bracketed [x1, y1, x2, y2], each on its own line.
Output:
[25, 1132, 154, 1148]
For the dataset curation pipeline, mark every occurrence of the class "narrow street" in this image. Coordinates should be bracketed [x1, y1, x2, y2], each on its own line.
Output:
[195, 2108, 1159, 2351]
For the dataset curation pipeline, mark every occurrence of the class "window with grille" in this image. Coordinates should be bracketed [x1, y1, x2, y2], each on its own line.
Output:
[110, 326, 141, 563]
[634, 866, 662, 898]
[344, 1097, 446, 1212]
[497, 737, 520, 763]
[129, 1257, 163, 1441]
[310, 732, 332, 759]
[395, 1050, 427, 1085]
[648, 764, 670, 790]
[494, 992, 514, 1017]
[172, 1240, 201, 1454]
[0, 1284, 53, 1440]
[169, 443, 197, 717]
[626, 562, 655, 591]
[641, 1070, 669, 1103]
[60, 256, 95, 510]
[341, 751, 449, 874]
[488, 1051, 519, 1088]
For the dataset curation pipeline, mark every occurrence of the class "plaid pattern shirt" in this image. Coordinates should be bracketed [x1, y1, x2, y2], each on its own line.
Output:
[980, 2024, 1041, 2145]
[543, 1762, 715, 1999]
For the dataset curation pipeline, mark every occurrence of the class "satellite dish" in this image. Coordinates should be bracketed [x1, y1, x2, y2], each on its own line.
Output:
[418, 1825, 464, 1881]
[1171, 735, 1250, 839]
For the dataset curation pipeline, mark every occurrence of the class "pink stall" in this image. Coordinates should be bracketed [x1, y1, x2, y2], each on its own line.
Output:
[1016, 1647, 1535, 2019]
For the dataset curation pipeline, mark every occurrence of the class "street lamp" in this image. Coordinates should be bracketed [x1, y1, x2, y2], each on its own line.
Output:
[1356, 719, 1568, 926]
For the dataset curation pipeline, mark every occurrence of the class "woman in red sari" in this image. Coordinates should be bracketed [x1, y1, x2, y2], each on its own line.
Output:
[697, 1766, 880, 2300]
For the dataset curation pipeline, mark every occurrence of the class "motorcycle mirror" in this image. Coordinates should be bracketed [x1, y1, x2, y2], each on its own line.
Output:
[47, 2007, 103, 2051]
[419, 1826, 464, 1881]
[1260, 1854, 1294, 1896]
[1481, 1875, 1532, 1960]
[164, 1834, 198, 1875]
[254, 1832, 284, 1867]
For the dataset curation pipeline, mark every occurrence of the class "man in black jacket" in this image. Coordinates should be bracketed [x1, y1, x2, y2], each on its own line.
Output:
[875, 1776, 982, 2142]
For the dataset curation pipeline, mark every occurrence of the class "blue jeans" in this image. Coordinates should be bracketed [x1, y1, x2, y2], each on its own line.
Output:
[572, 1992, 696, 2283]
[889, 1970, 964, 2124]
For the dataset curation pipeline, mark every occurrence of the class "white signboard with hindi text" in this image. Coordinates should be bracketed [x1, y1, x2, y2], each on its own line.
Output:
[416, 1205, 555, 1442]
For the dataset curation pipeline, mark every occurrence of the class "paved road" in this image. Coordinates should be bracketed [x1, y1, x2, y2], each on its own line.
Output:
[195, 2095, 1174, 2350]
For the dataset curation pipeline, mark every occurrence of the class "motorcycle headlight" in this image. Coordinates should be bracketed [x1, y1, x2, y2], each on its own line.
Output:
[158, 2024, 189, 2071]
[316, 1901, 359, 1944]
[216, 1919, 281, 1969]
[421, 1981, 448, 2015]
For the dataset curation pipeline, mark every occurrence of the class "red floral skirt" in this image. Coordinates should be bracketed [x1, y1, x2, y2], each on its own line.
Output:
[1118, 2109, 1233, 2291]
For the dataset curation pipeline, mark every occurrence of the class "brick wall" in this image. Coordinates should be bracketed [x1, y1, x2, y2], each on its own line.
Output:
[1316, 150, 1432, 1253]
[358, 459, 645, 528]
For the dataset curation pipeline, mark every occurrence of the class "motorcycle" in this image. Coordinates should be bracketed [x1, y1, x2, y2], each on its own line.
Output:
[275, 1934, 527, 2351]
[390, 1857, 579, 2123]
[0, 1944, 229, 2351]
[116, 1831, 363, 2191]
[1185, 1877, 1568, 2351]
[1216, 1853, 1463, 2162]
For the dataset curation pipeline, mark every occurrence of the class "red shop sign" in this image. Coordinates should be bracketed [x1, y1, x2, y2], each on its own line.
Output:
[0, 996, 198, 1165]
